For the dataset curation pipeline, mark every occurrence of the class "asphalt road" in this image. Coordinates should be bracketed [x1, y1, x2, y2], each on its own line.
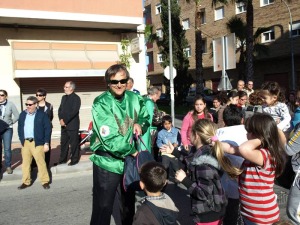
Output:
[0, 170, 195, 225]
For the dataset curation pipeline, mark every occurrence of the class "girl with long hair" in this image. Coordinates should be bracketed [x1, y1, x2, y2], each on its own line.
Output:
[161, 119, 241, 225]
[181, 95, 213, 151]
[222, 113, 285, 225]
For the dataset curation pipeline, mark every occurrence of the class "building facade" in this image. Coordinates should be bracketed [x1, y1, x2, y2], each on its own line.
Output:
[144, 0, 300, 92]
[0, 0, 146, 135]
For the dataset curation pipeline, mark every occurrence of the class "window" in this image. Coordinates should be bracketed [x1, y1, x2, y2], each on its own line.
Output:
[156, 28, 163, 39]
[155, 4, 162, 14]
[215, 7, 224, 21]
[184, 46, 191, 57]
[261, 0, 274, 6]
[262, 29, 275, 43]
[291, 21, 300, 37]
[202, 39, 207, 53]
[157, 53, 163, 63]
[200, 9, 206, 24]
[182, 19, 190, 30]
[236, 2, 246, 14]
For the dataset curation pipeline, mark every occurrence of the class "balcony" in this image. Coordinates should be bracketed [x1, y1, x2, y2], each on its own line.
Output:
[148, 63, 154, 72]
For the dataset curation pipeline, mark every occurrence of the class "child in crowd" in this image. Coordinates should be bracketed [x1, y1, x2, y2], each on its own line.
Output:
[217, 90, 239, 128]
[260, 81, 291, 132]
[209, 96, 222, 124]
[156, 115, 181, 180]
[161, 119, 241, 225]
[217, 104, 246, 225]
[222, 113, 286, 225]
[133, 161, 178, 225]
[181, 96, 213, 151]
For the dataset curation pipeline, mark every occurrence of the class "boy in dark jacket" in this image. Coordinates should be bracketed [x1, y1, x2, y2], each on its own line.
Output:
[133, 161, 178, 225]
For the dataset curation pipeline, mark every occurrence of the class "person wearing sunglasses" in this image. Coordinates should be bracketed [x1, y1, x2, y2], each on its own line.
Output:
[0, 89, 19, 176]
[17, 96, 51, 190]
[58, 81, 81, 166]
[89, 64, 150, 225]
[31, 88, 53, 169]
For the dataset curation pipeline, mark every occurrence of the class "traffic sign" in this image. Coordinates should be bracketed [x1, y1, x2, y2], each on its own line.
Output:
[164, 66, 177, 80]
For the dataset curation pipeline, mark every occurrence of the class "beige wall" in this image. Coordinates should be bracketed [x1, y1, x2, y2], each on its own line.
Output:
[0, 0, 142, 17]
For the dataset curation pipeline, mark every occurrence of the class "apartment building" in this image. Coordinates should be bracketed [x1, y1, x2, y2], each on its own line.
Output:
[144, 0, 300, 92]
[0, 0, 146, 134]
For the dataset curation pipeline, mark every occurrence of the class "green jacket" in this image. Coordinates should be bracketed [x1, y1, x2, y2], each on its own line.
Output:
[90, 90, 150, 174]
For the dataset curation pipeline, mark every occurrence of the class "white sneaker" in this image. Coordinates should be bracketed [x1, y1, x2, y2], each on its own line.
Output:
[6, 167, 13, 174]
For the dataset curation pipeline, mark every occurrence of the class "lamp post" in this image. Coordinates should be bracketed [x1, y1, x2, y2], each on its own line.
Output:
[282, 0, 296, 91]
[168, 0, 175, 123]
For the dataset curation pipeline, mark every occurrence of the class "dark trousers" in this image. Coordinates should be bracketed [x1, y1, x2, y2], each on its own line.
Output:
[90, 164, 135, 225]
[223, 198, 240, 225]
[59, 128, 80, 163]
[162, 155, 180, 179]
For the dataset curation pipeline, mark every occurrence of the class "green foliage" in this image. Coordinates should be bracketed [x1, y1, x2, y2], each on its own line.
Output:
[119, 39, 132, 69]
[156, 0, 190, 100]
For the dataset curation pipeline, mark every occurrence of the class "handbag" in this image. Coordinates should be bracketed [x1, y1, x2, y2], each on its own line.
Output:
[123, 135, 155, 192]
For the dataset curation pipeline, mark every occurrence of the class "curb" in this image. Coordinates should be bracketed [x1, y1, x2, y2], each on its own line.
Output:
[1, 160, 93, 182]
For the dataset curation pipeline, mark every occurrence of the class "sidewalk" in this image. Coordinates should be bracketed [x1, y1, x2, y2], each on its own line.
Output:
[1, 138, 93, 182]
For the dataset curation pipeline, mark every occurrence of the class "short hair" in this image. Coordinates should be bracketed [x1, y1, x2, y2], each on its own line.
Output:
[140, 161, 167, 193]
[223, 104, 243, 126]
[238, 90, 247, 98]
[66, 81, 76, 90]
[36, 88, 47, 96]
[162, 114, 172, 124]
[0, 89, 8, 96]
[105, 64, 130, 84]
[27, 96, 38, 104]
[147, 86, 161, 96]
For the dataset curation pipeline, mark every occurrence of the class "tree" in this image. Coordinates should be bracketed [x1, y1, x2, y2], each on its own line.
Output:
[226, 16, 269, 80]
[157, 0, 190, 100]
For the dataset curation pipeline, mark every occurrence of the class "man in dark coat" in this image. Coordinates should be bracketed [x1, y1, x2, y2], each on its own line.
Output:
[58, 81, 81, 166]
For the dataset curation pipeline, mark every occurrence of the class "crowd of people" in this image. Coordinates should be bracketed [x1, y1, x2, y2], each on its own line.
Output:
[1, 65, 299, 225]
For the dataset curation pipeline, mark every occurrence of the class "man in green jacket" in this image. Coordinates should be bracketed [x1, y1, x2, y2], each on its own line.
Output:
[89, 64, 150, 225]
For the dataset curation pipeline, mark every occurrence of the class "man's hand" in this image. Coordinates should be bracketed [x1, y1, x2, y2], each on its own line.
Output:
[43, 144, 49, 152]
[131, 151, 138, 157]
[175, 169, 186, 182]
[60, 119, 66, 127]
[133, 124, 142, 136]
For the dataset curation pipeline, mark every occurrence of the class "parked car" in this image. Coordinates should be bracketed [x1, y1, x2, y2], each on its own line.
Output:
[156, 93, 171, 105]
[185, 87, 216, 107]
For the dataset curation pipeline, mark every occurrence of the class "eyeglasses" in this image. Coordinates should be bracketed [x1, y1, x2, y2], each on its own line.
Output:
[25, 103, 35, 106]
[36, 94, 44, 97]
[240, 98, 247, 101]
[110, 79, 128, 85]
[0, 94, 6, 97]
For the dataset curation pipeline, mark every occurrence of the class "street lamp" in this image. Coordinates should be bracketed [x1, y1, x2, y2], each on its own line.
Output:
[282, 0, 296, 91]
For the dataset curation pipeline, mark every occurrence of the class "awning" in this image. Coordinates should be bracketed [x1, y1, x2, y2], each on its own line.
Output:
[12, 41, 120, 78]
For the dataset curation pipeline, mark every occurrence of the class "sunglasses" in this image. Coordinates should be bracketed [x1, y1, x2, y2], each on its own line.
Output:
[0, 94, 6, 97]
[110, 79, 128, 85]
[36, 94, 45, 97]
[25, 103, 35, 106]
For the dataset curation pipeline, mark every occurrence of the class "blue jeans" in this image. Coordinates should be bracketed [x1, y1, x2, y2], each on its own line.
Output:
[0, 128, 13, 168]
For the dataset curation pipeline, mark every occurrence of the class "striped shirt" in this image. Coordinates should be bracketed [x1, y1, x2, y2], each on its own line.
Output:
[239, 148, 280, 225]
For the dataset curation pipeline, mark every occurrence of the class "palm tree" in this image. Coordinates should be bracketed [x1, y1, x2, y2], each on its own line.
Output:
[226, 16, 269, 80]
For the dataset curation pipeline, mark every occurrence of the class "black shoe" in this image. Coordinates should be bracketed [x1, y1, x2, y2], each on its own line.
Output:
[42, 183, 50, 190]
[18, 183, 31, 190]
[54, 161, 67, 166]
[68, 161, 78, 166]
